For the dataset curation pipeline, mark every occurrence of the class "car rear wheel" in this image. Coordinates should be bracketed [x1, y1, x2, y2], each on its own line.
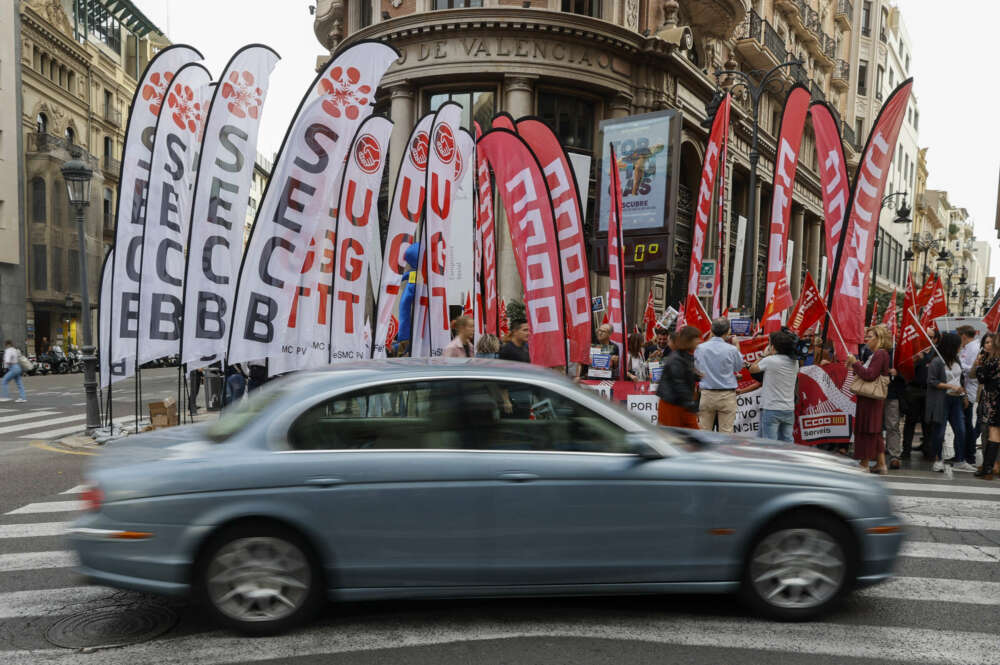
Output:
[740, 512, 854, 621]
[195, 524, 324, 635]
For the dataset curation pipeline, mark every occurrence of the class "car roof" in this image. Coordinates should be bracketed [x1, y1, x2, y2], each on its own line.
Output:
[290, 357, 566, 386]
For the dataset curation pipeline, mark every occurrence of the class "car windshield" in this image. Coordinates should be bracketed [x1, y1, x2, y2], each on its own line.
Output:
[205, 376, 300, 442]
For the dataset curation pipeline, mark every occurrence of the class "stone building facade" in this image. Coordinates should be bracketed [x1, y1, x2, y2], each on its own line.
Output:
[316, 0, 874, 321]
[18, 0, 166, 354]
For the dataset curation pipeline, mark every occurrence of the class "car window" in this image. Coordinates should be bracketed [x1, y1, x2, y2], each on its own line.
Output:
[205, 377, 295, 442]
[287, 380, 473, 451]
[458, 380, 630, 454]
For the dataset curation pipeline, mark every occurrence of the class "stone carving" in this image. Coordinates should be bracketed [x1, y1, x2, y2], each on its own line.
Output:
[625, 0, 639, 31]
[313, 0, 345, 53]
[27, 0, 73, 36]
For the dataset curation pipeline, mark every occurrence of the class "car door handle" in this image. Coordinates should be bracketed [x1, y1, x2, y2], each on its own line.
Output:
[499, 472, 539, 483]
[304, 477, 343, 487]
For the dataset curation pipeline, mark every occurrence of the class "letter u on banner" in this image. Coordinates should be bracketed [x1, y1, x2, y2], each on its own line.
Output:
[477, 129, 567, 367]
[810, 101, 850, 297]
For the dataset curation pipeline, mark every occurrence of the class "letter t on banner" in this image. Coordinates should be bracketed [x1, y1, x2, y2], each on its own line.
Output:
[688, 94, 730, 302]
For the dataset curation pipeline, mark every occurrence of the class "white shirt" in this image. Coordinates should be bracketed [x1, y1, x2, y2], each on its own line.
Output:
[959, 338, 980, 402]
[757, 354, 799, 411]
[944, 361, 964, 396]
[3, 347, 18, 367]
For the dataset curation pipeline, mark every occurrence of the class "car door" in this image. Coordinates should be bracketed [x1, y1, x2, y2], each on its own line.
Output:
[462, 379, 706, 585]
[279, 378, 496, 589]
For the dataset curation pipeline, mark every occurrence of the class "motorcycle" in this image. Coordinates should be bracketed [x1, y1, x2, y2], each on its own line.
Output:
[66, 345, 84, 373]
[42, 345, 71, 374]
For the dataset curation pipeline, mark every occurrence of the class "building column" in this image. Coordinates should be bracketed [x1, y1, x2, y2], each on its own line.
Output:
[790, 206, 804, 298]
[608, 92, 632, 119]
[496, 75, 536, 304]
[386, 83, 415, 204]
[806, 216, 821, 284]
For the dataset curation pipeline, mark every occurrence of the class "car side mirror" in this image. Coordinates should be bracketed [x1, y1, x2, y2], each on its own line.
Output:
[625, 433, 664, 460]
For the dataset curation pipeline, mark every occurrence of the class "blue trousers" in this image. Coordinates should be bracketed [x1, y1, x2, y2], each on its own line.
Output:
[761, 409, 795, 443]
[931, 395, 966, 461]
[1, 364, 26, 400]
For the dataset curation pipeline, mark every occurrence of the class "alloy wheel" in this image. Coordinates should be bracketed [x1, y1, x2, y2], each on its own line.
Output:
[749, 528, 846, 609]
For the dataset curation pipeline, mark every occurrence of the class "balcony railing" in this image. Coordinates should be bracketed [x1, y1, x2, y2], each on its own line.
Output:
[103, 157, 121, 175]
[861, 25, 871, 37]
[764, 19, 788, 64]
[104, 105, 122, 126]
[841, 122, 856, 150]
[822, 33, 837, 60]
[836, 0, 853, 24]
[737, 10, 788, 65]
[805, 6, 821, 36]
[27, 133, 100, 167]
[810, 80, 826, 102]
[792, 63, 810, 86]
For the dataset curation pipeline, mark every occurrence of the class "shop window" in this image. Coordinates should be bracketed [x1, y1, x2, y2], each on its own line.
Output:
[32, 245, 47, 291]
[433, 0, 483, 8]
[562, 0, 601, 18]
[537, 93, 594, 152]
[427, 89, 496, 131]
[31, 178, 46, 223]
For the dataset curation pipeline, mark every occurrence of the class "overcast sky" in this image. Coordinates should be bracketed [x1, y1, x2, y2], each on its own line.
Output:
[133, 0, 1000, 282]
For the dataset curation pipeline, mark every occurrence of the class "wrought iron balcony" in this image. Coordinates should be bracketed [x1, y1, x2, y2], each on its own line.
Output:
[805, 6, 821, 36]
[841, 121, 856, 150]
[835, 0, 853, 29]
[736, 10, 788, 70]
[822, 33, 837, 60]
[810, 80, 826, 102]
[832, 59, 850, 89]
[27, 133, 99, 168]
[104, 105, 122, 127]
[861, 25, 871, 37]
[792, 62, 810, 86]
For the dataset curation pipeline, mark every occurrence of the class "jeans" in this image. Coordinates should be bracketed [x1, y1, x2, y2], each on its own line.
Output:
[901, 390, 925, 454]
[1, 364, 25, 400]
[960, 402, 980, 464]
[223, 373, 246, 407]
[761, 409, 794, 443]
[931, 395, 966, 462]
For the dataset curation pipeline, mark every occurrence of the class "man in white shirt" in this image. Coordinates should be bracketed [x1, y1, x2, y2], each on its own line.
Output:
[955, 325, 980, 470]
[749, 330, 799, 442]
[693, 318, 744, 432]
[0, 340, 26, 403]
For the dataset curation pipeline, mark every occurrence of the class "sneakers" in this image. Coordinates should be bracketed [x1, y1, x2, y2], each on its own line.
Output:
[932, 460, 944, 472]
[952, 461, 977, 473]
[14, 398, 25, 403]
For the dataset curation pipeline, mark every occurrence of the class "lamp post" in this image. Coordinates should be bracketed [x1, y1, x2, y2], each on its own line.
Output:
[867, 192, 911, 321]
[60, 152, 100, 433]
[711, 58, 804, 317]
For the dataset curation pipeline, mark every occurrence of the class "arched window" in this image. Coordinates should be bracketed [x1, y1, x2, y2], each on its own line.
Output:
[31, 178, 46, 223]
[36, 113, 48, 134]
[65, 127, 75, 145]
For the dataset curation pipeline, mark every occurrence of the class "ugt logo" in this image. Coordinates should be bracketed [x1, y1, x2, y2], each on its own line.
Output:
[409, 131, 429, 170]
[433, 124, 455, 164]
[354, 134, 381, 174]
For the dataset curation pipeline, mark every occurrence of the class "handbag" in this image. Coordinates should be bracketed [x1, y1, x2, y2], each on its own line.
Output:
[850, 374, 889, 400]
[17, 351, 33, 373]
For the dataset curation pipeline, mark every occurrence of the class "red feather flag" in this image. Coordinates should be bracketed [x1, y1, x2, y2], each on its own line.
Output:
[463, 292, 473, 319]
[896, 282, 934, 381]
[499, 297, 509, 338]
[983, 288, 1000, 333]
[869, 300, 879, 327]
[642, 288, 657, 342]
[882, 289, 897, 339]
[919, 275, 948, 330]
[916, 273, 936, 309]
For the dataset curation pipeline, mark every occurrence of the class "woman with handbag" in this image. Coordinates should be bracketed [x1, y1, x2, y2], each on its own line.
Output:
[846, 325, 892, 474]
[925, 332, 967, 473]
[974, 333, 1000, 479]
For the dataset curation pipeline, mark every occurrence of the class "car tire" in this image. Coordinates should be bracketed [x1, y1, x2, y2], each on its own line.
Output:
[739, 510, 856, 621]
[194, 523, 325, 635]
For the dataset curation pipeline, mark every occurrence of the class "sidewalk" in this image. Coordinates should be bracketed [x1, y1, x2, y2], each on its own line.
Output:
[54, 409, 220, 452]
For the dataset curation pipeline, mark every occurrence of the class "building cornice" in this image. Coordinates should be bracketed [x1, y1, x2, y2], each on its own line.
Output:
[21, 6, 90, 67]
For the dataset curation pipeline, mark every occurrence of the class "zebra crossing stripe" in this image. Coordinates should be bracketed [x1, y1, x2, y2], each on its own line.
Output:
[857, 576, 1000, 606]
[61, 485, 87, 494]
[891, 495, 999, 516]
[887, 481, 1000, 496]
[0, 414, 87, 435]
[902, 513, 1000, 532]
[0, 411, 59, 424]
[0, 522, 69, 539]
[901, 541, 1000, 562]
[0, 586, 120, 619]
[5, 501, 83, 515]
[0, 550, 75, 572]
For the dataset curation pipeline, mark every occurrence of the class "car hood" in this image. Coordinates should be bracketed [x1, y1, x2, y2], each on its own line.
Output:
[89, 424, 217, 470]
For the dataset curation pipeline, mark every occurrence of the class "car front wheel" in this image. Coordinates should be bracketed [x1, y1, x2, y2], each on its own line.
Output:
[195, 524, 325, 635]
[740, 511, 855, 621]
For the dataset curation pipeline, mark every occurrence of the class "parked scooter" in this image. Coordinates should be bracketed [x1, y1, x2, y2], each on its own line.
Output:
[41, 345, 71, 374]
[66, 345, 83, 373]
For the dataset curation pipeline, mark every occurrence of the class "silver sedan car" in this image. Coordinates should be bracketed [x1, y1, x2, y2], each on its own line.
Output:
[69, 359, 902, 634]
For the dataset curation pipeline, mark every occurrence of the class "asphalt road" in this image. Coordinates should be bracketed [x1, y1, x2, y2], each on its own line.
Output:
[0, 393, 997, 664]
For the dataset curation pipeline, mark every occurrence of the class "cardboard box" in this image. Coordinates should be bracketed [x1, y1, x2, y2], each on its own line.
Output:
[148, 396, 179, 428]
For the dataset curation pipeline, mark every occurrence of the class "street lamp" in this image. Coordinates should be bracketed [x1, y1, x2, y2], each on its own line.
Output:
[60, 151, 100, 433]
[712, 58, 804, 316]
[868, 192, 911, 321]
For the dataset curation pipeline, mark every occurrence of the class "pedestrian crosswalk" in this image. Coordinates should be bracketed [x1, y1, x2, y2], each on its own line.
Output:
[0, 477, 997, 663]
[0, 408, 133, 442]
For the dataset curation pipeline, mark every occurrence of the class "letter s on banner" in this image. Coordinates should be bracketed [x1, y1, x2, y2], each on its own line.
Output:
[477, 129, 567, 367]
[227, 41, 398, 367]
[181, 45, 280, 371]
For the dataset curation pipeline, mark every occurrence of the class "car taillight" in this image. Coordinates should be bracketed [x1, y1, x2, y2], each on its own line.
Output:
[80, 485, 103, 512]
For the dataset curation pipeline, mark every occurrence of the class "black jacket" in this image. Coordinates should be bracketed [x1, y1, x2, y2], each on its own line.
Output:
[656, 350, 698, 412]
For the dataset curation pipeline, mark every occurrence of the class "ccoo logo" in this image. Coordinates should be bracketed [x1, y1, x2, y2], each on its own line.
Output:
[354, 133, 381, 174]
[409, 131, 429, 170]
[433, 123, 455, 164]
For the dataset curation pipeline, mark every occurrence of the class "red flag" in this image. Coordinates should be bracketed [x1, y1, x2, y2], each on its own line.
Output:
[810, 102, 850, 295]
[869, 300, 879, 327]
[763, 85, 811, 333]
[916, 272, 936, 309]
[984, 289, 1000, 333]
[463, 292, 473, 319]
[882, 289, 897, 339]
[688, 94, 730, 299]
[919, 275, 947, 329]
[601, 310, 609, 326]
[499, 297, 509, 338]
[642, 288, 657, 342]
[713, 98, 732, 317]
[685, 293, 712, 339]
[737, 336, 770, 390]
[478, 129, 567, 367]
[606, 144, 627, 361]
[676, 303, 686, 332]
[787, 272, 826, 337]
[517, 118, 592, 364]
[492, 112, 516, 132]
[829, 80, 913, 357]
[896, 285, 933, 381]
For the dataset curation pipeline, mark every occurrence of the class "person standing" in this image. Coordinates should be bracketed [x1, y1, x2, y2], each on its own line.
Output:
[644, 327, 671, 362]
[584, 323, 620, 379]
[902, 346, 933, 460]
[656, 326, 701, 429]
[693, 318, 744, 433]
[626, 333, 648, 382]
[0, 341, 26, 403]
[187, 368, 203, 417]
[885, 362, 906, 469]
[847, 325, 892, 474]
[499, 319, 531, 363]
[974, 333, 1000, 479]
[925, 332, 967, 473]
[748, 330, 799, 443]
[475, 334, 501, 359]
[955, 325, 981, 471]
[443, 316, 475, 358]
